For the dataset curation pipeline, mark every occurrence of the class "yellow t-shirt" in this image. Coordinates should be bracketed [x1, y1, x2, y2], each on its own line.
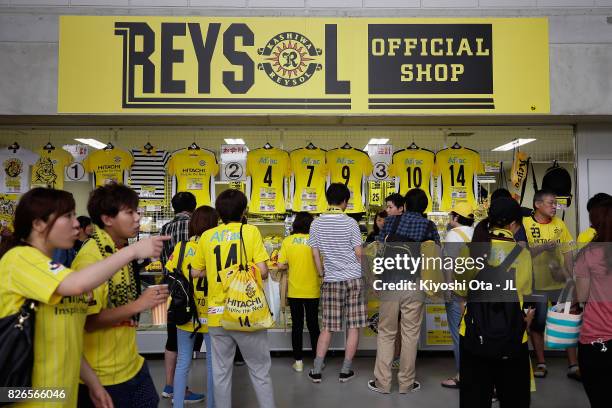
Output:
[246, 147, 291, 214]
[434, 147, 484, 211]
[522, 215, 575, 291]
[389, 148, 436, 213]
[83, 148, 133, 187]
[459, 228, 533, 343]
[278, 233, 321, 298]
[165, 238, 208, 333]
[72, 233, 144, 386]
[0, 246, 90, 408]
[167, 148, 219, 207]
[290, 147, 328, 213]
[326, 147, 373, 213]
[191, 222, 269, 327]
[577, 227, 596, 244]
[31, 148, 73, 189]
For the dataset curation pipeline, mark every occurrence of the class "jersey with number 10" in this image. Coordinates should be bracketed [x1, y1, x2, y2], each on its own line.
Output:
[290, 147, 328, 213]
[327, 148, 373, 213]
[389, 148, 436, 213]
[246, 147, 291, 214]
[435, 147, 484, 211]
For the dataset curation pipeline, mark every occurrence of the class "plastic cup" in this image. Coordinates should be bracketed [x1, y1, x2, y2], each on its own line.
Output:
[149, 284, 168, 326]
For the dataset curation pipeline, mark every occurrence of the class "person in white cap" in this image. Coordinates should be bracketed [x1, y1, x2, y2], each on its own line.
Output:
[441, 202, 475, 389]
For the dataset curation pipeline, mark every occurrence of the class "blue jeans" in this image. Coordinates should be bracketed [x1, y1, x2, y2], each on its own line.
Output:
[174, 328, 214, 408]
[445, 297, 463, 374]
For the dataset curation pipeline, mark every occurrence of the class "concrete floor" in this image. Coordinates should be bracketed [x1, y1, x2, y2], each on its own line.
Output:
[148, 353, 590, 408]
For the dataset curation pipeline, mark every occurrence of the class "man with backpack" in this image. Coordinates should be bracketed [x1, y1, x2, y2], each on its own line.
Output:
[368, 189, 440, 394]
[461, 197, 534, 408]
[522, 189, 578, 379]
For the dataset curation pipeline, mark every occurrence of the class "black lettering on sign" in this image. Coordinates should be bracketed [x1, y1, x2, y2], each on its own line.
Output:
[223, 23, 255, 94]
[368, 24, 492, 95]
[188, 23, 221, 94]
[325, 24, 350, 94]
[161, 23, 186, 94]
[116, 22, 156, 93]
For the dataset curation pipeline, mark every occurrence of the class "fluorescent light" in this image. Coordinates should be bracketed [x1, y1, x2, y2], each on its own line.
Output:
[492, 138, 536, 152]
[224, 138, 246, 145]
[74, 138, 106, 150]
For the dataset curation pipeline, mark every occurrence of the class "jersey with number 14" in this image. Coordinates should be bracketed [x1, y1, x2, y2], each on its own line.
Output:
[247, 147, 291, 214]
[435, 147, 484, 211]
[290, 147, 328, 213]
[327, 148, 373, 213]
[389, 148, 436, 213]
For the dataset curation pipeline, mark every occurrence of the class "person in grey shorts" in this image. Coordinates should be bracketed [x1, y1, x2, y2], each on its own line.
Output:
[307, 183, 367, 384]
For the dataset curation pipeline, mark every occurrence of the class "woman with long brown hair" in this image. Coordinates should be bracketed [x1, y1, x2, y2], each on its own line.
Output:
[0, 188, 167, 408]
[575, 199, 612, 408]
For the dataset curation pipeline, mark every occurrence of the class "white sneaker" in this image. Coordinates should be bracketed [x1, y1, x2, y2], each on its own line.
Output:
[292, 360, 304, 372]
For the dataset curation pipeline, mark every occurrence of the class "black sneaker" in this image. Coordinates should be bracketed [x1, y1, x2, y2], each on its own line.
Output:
[339, 370, 355, 383]
[399, 381, 421, 394]
[308, 370, 322, 383]
[367, 379, 390, 394]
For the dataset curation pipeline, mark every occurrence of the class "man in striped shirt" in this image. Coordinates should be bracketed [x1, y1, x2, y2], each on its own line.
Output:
[159, 192, 204, 403]
[307, 183, 366, 383]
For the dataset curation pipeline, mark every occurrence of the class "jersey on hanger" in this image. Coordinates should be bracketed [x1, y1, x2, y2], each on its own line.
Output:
[327, 148, 373, 213]
[130, 148, 170, 202]
[0, 147, 39, 194]
[289, 147, 327, 213]
[167, 149, 219, 207]
[83, 148, 133, 187]
[246, 147, 291, 214]
[389, 148, 436, 213]
[31, 148, 73, 190]
[435, 147, 484, 212]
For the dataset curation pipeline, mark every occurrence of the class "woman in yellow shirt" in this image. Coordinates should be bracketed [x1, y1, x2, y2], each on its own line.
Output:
[277, 212, 321, 372]
[165, 205, 219, 408]
[0, 188, 167, 408]
[460, 198, 534, 408]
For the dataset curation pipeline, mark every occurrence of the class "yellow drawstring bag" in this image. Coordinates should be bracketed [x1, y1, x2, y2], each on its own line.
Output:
[219, 225, 274, 332]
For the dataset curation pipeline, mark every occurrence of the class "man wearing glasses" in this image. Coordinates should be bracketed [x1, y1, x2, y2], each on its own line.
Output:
[523, 189, 578, 380]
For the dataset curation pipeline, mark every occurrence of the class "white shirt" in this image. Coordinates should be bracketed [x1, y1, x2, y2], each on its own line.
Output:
[0, 147, 39, 194]
[444, 225, 474, 259]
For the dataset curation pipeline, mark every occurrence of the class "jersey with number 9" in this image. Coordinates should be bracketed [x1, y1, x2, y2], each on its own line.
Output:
[326, 147, 373, 213]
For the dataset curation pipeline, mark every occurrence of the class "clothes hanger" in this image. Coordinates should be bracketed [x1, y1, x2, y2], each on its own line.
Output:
[263, 142, 273, 149]
[43, 136, 55, 153]
[103, 142, 114, 150]
[341, 142, 351, 149]
[408, 137, 419, 150]
[188, 141, 200, 150]
[306, 142, 316, 150]
[451, 138, 461, 149]
[143, 141, 154, 154]
[8, 142, 20, 153]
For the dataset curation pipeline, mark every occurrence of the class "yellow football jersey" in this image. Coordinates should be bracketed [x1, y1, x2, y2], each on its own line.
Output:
[31, 148, 73, 190]
[278, 233, 321, 298]
[326, 147, 373, 213]
[191, 222, 269, 327]
[72, 233, 144, 386]
[165, 238, 208, 333]
[435, 147, 484, 211]
[577, 226, 596, 244]
[522, 215, 575, 291]
[246, 147, 291, 214]
[167, 148, 219, 207]
[83, 148, 133, 187]
[289, 147, 328, 213]
[389, 148, 436, 213]
[0, 246, 90, 408]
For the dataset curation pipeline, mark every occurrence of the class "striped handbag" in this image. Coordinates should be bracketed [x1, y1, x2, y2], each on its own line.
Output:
[545, 281, 583, 349]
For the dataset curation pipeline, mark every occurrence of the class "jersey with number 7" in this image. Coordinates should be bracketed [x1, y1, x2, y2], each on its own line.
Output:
[389, 148, 436, 213]
[289, 147, 328, 213]
[326, 147, 373, 213]
[435, 146, 484, 212]
[246, 147, 291, 214]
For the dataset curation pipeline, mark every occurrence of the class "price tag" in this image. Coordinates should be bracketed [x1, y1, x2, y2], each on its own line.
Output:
[368, 144, 393, 181]
[220, 144, 247, 181]
[65, 162, 87, 182]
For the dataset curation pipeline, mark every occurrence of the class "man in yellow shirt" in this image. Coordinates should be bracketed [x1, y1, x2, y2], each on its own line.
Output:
[73, 183, 169, 407]
[190, 190, 275, 408]
[522, 189, 577, 380]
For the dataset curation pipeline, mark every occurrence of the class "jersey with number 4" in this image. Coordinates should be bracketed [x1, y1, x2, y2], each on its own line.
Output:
[327, 148, 373, 213]
[290, 147, 328, 213]
[435, 147, 484, 212]
[246, 147, 291, 214]
[389, 148, 436, 213]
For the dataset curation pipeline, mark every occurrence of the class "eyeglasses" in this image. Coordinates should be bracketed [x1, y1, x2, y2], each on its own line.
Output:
[539, 200, 558, 206]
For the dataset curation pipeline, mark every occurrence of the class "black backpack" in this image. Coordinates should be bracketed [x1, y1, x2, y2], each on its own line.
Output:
[541, 161, 573, 206]
[463, 245, 525, 359]
[166, 242, 201, 331]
